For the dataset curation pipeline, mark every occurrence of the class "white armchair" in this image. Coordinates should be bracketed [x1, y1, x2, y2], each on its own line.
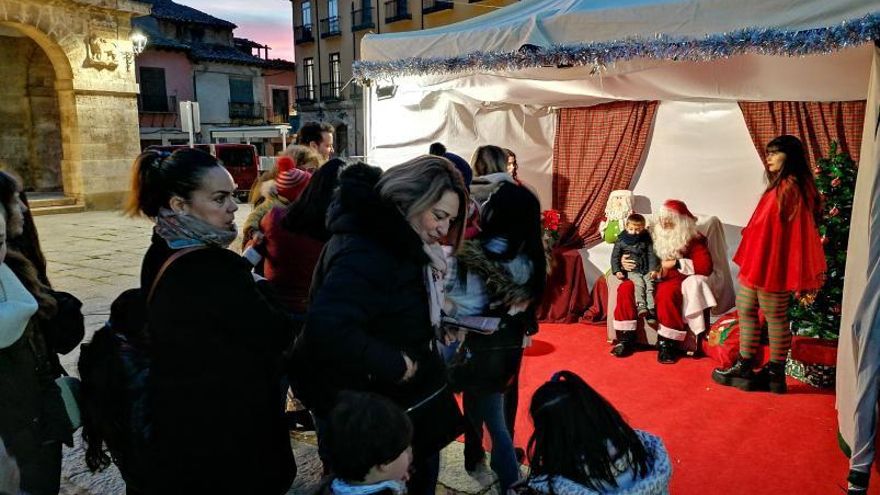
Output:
[604, 214, 735, 353]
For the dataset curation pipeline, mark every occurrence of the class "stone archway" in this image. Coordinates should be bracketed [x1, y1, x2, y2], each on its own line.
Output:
[0, 26, 68, 192]
[0, 0, 149, 209]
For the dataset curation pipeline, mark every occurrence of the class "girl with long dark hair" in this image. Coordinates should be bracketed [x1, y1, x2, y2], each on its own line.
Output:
[524, 371, 671, 495]
[712, 135, 826, 394]
[444, 182, 546, 491]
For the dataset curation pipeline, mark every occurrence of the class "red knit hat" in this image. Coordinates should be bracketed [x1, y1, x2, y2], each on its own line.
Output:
[276, 168, 311, 202]
[276, 156, 296, 174]
[662, 199, 696, 220]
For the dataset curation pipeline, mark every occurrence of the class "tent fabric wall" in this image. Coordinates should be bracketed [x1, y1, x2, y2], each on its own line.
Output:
[838, 45, 880, 474]
[366, 86, 556, 206]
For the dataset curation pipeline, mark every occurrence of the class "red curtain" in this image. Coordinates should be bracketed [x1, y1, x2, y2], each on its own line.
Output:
[553, 101, 659, 247]
[738, 101, 867, 166]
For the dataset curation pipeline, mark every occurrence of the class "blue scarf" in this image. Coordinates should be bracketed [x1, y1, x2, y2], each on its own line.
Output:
[330, 479, 406, 495]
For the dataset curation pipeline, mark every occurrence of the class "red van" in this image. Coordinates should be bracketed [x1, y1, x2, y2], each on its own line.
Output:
[145, 144, 259, 200]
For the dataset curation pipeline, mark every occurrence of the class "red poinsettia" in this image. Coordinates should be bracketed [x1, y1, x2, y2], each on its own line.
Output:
[542, 209, 561, 233]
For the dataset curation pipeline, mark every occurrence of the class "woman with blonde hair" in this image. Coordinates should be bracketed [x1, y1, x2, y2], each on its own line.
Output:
[292, 155, 467, 495]
[470, 145, 516, 204]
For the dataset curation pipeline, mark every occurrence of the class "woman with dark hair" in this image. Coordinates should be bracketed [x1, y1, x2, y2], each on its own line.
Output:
[0, 178, 73, 495]
[0, 172, 49, 285]
[126, 148, 296, 493]
[256, 158, 345, 317]
[712, 135, 826, 394]
[292, 156, 467, 495]
[523, 371, 671, 494]
[444, 182, 546, 490]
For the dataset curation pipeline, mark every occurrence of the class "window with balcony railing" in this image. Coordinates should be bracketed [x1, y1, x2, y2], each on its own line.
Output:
[384, 0, 411, 23]
[351, 6, 374, 31]
[320, 16, 341, 38]
[348, 84, 363, 100]
[320, 82, 342, 102]
[294, 25, 314, 44]
[296, 85, 316, 104]
[422, 0, 453, 14]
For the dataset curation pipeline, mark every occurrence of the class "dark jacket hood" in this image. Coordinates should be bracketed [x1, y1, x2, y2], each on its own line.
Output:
[326, 164, 429, 265]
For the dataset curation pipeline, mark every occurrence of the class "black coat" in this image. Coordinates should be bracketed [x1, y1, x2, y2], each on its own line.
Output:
[611, 231, 660, 275]
[291, 175, 463, 457]
[141, 235, 296, 494]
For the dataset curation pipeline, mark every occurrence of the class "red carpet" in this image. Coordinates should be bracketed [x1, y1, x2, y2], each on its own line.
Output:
[503, 323, 872, 495]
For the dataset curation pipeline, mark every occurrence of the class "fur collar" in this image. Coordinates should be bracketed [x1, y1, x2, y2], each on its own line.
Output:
[456, 240, 532, 307]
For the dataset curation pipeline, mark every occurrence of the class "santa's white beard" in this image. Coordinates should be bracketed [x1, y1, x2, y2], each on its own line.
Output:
[652, 220, 699, 260]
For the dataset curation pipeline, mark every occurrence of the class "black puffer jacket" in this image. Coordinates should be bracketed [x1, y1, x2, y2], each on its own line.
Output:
[291, 165, 462, 456]
[141, 237, 296, 494]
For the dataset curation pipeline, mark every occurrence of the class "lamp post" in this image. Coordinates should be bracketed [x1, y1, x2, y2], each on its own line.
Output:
[126, 31, 147, 72]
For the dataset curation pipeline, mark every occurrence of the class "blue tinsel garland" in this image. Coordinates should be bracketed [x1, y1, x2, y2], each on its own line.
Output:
[353, 12, 880, 81]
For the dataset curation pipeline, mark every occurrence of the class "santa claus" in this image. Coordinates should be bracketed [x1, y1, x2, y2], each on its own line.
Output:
[612, 199, 713, 363]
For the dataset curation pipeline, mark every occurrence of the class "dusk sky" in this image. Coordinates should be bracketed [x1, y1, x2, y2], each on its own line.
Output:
[177, 0, 295, 61]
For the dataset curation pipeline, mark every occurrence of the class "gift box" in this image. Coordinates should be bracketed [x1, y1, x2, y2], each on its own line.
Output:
[785, 336, 838, 388]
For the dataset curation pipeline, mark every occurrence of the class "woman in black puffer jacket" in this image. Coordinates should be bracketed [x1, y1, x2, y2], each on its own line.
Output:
[292, 157, 468, 495]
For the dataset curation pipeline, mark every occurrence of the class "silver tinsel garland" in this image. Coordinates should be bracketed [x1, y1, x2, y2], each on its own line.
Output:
[353, 13, 880, 81]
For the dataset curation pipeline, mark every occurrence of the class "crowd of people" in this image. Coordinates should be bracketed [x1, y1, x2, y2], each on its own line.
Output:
[0, 127, 826, 495]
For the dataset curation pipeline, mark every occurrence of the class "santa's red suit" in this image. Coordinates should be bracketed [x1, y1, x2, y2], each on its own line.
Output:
[613, 206, 714, 342]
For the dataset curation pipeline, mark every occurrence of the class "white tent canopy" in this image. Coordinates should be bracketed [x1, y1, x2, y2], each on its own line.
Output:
[362, 0, 876, 65]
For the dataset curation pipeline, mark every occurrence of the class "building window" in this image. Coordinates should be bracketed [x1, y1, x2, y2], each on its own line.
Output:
[229, 78, 254, 103]
[271, 88, 291, 124]
[139, 67, 169, 112]
[328, 0, 338, 17]
[304, 58, 315, 98]
[302, 1, 312, 25]
[330, 52, 340, 97]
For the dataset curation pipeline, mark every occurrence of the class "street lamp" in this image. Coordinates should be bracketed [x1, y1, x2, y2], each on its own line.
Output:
[126, 31, 148, 71]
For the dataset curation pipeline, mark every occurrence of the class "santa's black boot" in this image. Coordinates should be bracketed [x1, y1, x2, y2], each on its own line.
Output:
[610, 331, 635, 358]
[712, 355, 762, 391]
[656, 337, 678, 364]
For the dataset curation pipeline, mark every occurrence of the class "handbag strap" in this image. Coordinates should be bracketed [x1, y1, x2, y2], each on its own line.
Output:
[147, 246, 207, 304]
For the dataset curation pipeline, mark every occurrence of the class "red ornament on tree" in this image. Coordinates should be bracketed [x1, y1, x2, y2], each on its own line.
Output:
[831, 177, 842, 188]
[821, 235, 829, 245]
[828, 206, 840, 218]
[832, 304, 841, 315]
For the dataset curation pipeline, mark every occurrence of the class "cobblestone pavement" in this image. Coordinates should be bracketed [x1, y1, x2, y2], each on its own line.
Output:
[33, 208, 502, 495]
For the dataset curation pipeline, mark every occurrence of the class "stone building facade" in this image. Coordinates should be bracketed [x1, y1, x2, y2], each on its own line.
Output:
[0, 0, 148, 208]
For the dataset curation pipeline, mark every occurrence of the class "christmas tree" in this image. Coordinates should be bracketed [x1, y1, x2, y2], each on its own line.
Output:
[788, 141, 856, 340]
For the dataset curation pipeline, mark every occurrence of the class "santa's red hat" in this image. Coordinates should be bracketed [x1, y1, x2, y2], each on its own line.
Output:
[662, 199, 696, 220]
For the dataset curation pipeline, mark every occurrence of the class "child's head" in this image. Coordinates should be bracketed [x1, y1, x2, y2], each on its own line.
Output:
[625, 213, 646, 235]
[327, 391, 413, 484]
[527, 371, 649, 491]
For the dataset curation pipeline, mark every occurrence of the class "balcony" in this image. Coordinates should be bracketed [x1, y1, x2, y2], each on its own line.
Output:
[228, 101, 264, 120]
[320, 16, 341, 38]
[320, 82, 342, 102]
[138, 95, 179, 128]
[422, 0, 453, 14]
[384, 0, 411, 23]
[294, 25, 314, 44]
[351, 7, 374, 31]
[296, 85, 316, 104]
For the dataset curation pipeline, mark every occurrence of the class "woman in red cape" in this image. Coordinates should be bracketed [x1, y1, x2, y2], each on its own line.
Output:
[712, 135, 826, 394]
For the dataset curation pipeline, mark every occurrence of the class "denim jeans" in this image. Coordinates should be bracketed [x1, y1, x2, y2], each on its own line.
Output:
[463, 392, 520, 491]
